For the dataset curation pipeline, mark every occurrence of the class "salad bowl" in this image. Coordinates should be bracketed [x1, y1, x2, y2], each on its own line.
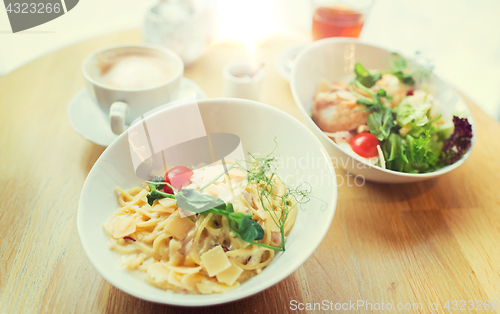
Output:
[77, 98, 337, 306]
[290, 38, 475, 183]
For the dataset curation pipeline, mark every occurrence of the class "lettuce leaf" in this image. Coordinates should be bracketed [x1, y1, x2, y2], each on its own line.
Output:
[383, 133, 408, 172]
[441, 116, 473, 165]
[404, 132, 442, 172]
[367, 107, 394, 141]
[395, 102, 431, 127]
[354, 62, 382, 88]
[382, 124, 442, 173]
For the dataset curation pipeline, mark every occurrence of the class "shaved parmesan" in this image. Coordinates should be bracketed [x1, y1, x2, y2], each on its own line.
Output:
[196, 281, 237, 294]
[216, 261, 243, 286]
[153, 203, 175, 214]
[167, 271, 184, 288]
[165, 265, 202, 274]
[113, 216, 137, 238]
[164, 210, 195, 240]
[200, 246, 231, 277]
[158, 198, 177, 208]
[227, 168, 246, 177]
[188, 176, 204, 189]
[181, 272, 205, 291]
[203, 184, 219, 197]
[196, 282, 215, 294]
[147, 262, 170, 283]
[169, 239, 184, 266]
[201, 165, 225, 183]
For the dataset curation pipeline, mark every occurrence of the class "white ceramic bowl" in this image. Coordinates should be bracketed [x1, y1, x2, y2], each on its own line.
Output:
[77, 98, 337, 306]
[291, 38, 475, 183]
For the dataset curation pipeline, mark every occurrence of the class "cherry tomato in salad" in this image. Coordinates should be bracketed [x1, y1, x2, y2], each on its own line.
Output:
[406, 90, 414, 96]
[350, 132, 380, 158]
[163, 166, 194, 194]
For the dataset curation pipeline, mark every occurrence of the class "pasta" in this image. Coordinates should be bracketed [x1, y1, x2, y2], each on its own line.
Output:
[103, 164, 297, 294]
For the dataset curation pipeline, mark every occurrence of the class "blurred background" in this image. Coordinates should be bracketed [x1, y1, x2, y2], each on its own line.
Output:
[1, 0, 499, 121]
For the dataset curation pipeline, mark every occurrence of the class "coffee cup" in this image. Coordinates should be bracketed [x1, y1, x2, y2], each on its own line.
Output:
[82, 43, 184, 134]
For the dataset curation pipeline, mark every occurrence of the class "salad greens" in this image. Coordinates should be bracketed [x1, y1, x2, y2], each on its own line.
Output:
[383, 128, 442, 173]
[354, 81, 394, 141]
[395, 101, 431, 128]
[388, 53, 415, 85]
[441, 116, 473, 165]
[351, 54, 472, 173]
[354, 62, 382, 88]
[354, 52, 432, 89]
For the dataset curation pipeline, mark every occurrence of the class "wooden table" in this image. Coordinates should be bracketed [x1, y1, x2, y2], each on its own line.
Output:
[1, 29, 500, 314]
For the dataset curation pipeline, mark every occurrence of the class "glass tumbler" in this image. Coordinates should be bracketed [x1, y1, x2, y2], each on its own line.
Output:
[142, 0, 216, 66]
[312, 0, 374, 40]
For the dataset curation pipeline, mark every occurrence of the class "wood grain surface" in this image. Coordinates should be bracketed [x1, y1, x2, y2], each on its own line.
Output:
[1, 29, 499, 314]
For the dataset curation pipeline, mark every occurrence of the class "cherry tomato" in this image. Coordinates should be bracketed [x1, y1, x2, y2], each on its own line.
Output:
[406, 90, 414, 96]
[350, 132, 380, 158]
[163, 166, 194, 194]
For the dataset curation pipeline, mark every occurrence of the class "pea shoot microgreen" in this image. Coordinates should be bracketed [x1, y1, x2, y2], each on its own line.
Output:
[241, 146, 311, 251]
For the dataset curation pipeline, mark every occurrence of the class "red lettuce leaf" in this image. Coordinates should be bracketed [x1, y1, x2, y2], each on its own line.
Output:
[441, 116, 473, 165]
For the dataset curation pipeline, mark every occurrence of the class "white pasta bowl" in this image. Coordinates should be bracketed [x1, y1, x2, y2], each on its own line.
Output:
[77, 98, 337, 306]
[290, 38, 475, 183]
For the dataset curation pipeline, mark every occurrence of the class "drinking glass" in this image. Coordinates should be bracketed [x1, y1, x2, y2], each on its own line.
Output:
[142, 0, 216, 66]
[312, 0, 374, 41]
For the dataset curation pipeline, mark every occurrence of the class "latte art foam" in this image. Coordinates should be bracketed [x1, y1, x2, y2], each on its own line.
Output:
[97, 53, 178, 90]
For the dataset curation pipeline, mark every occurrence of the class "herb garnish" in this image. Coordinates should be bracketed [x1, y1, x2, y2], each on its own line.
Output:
[354, 62, 382, 88]
[146, 176, 174, 206]
[353, 81, 394, 141]
[388, 53, 415, 85]
[145, 141, 311, 251]
[354, 52, 432, 89]
[201, 203, 266, 246]
[242, 146, 311, 251]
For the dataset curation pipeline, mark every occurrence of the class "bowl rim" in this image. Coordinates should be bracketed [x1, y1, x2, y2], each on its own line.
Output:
[290, 37, 476, 178]
[274, 43, 309, 82]
[77, 97, 338, 306]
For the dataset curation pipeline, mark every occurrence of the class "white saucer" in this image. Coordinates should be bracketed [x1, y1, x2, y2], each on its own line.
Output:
[274, 43, 309, 82]
[67, 78, 207, 146]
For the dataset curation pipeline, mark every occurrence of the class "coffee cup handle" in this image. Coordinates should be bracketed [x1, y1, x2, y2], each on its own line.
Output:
[110, 101, 129, 135]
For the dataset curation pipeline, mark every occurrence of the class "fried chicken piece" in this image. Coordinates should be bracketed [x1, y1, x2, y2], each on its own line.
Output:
[312, 90, 369, 133]
[372, 74, 410, 107]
